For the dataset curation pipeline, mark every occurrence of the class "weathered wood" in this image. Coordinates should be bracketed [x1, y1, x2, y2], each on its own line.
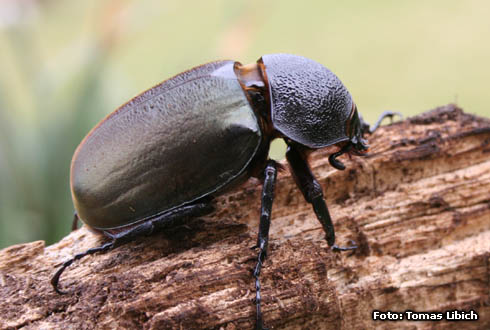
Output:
[0, 104, 489, 329]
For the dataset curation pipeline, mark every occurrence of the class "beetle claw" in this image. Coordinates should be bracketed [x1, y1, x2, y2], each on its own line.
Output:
[329, 143, 354, 170]
[51, 241, 114, 294]
[53, 287, 67, 295]
[328, 153, 346, 170]
[331, 240, 357, 252]
[51, 265, 69, 295]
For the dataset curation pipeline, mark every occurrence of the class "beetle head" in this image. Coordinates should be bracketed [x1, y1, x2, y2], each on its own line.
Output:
[261, 54, 353, 149]
[346, 104, 369, 155]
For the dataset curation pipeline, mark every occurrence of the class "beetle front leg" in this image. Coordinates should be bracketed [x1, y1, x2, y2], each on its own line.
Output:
[286, 144, 356, 252]
[252, 160, 278, 330]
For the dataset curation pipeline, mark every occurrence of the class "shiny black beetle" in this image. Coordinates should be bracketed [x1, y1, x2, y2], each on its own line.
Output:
[52, 53, 397, 329]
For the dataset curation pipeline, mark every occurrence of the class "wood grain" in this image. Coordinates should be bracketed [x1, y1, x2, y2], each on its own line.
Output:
[1, 104, 489, 329]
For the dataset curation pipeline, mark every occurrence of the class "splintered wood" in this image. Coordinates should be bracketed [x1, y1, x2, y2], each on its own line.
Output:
[0, 104, 489, 329]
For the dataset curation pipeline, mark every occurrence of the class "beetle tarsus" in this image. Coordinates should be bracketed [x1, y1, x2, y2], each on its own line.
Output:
[328, 151, 346, 170]
[51, 241, 114, 294]
[52, 202, 215, 294]
[328, 143, 353, 171]
[331, 240, 358, 252]
[253, 160, 277, 330]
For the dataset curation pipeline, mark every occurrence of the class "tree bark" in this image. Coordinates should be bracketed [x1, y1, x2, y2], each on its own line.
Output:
[1, 104, 489, 330]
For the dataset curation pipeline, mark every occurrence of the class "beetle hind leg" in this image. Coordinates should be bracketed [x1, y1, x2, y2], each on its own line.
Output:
[149, 201, 214, 231]
[51, 201, 214, 294]
[51, 241, 114, 294]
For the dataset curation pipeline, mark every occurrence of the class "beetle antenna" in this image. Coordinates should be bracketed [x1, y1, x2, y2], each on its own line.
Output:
[368, 111, 403, 134]
[51, 241, 114, 294]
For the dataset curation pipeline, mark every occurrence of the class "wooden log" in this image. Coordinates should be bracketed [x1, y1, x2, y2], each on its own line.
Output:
[0, 104, 489, 329]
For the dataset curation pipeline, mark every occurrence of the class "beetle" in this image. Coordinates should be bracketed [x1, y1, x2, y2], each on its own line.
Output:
[52, 53, 398, 329]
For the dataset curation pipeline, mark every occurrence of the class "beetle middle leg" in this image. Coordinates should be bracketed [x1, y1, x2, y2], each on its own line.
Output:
[252, 160, 278, 330]
[286, 143, 356, 252]
[51, 201, 214, 294]
[71, 212, 79, 231]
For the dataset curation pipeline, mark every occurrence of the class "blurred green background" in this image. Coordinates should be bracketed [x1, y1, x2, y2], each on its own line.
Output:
[0, 0, 489, 249]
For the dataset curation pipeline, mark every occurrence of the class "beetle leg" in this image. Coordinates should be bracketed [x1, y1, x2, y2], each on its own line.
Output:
[52, 202, 214, 294]
[286, 144, 357, 252]
[362, 111, 403, 134]
[71, 212, 79, 231]
[51, 241, 114, 294]
[150, 201, 214, 231]
[328, 143, 353, 170]
[253, 160, 278, 330]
